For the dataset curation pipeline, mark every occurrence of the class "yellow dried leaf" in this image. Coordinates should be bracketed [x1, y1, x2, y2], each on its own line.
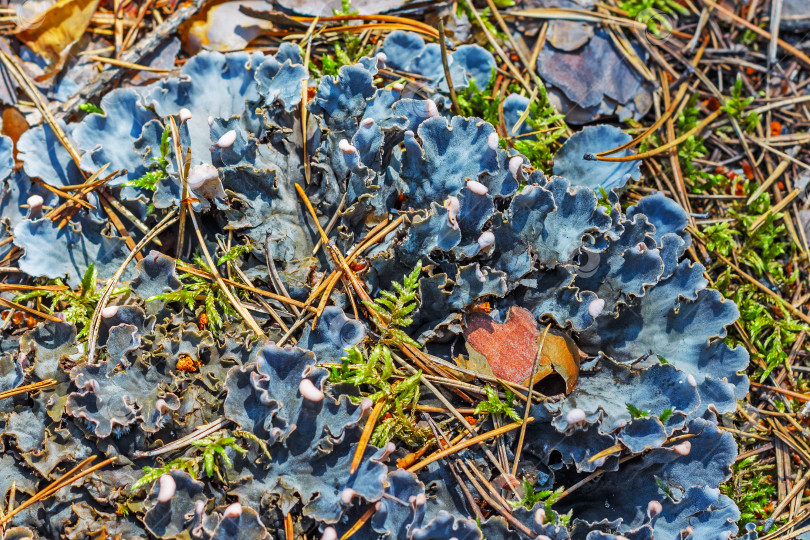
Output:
[15, 0, 101, 76]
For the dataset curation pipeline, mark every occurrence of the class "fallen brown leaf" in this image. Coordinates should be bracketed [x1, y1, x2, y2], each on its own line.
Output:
[463, 306, 580, 393]
[15, 0, 101, 77]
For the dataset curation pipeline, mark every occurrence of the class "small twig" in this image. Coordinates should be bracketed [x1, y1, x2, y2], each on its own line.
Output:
[591, 109, 723, 162]
[749, 188, 800, 232]
[0, 297, 62, 324]
[265, 235, 301, 318]
[437, 20, 460, 116]
[340, 505, 375, 540]
[0, 380, 56, 400]
[407, 418, 531, 473]
[511, 324, 549, 476]
[284, 512, 294, 540]
[351, 399, 387, 474]
[169, 116, 189, 259]
[86, 211, 179, 363]
[180, 263, 313, 312]
[187, 210, 266, 338]
[132, 418, 228, 458]
[393, 353, 521, 498]
[0, 456, 116, 527]
[88, 55, 171, 73]
[456, 459, 535, 538]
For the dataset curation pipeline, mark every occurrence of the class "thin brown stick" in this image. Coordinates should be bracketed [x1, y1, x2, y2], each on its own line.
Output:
[511, 324, 549, 476]
[0, 456, 116, 526]
[97, 193, 142, 261]
[187, 210, 266, 338]
[179, 264, 313, 311]
[0, 297, 62, 323]
[438, 20, 460, 115]
[87, 211, 179, 363]
[340, 505, 375, 540]
[89, 55, 170, 73]
[591, 109, 722, 162]
[289, 14, 438, 38]
[351, 399, 387, 474]
[407, 418, 532, 473]
[0, 380, 56, 400]
[284, 512, 294, 540]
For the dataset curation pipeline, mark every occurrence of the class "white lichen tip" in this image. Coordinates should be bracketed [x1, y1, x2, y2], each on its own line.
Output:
[360, 397, 374, 414]
[588, 298, 605, 319]
[321, 527, 338, 540]
[299, 378, 324, 402]
[223, 502, 242, 519]
[26, 194, 43, 217]
[426, 99, 439, 118]
[466, 180, 488, 195]
[207, 115, 215, 127]
[509, 156, 524, 179]
[534, 508, 545, 525]
[340, 488, 356, 505]
[179, 108, 192, 123]
[187, 164, 226, 204]
[380, 442, 396, 460]
[360, 117, 375, 128]
[566, 408, 587, 426]
[375, 51, 387, 65]
[444, 195, 460, 216]
[477, 231, 495, 251]
[672, 441, 691, 456]
[188, 164, 219, 190]
[392, 83, 404, 93]
[338, 139, 357, 154]
[155, 398, 173, 414]
[215, 130, 237, 148]
[487, 132, 499, 151]
[157, 474, 176, 503]
[100, 305, 120, 319]
[536, 535, 552, 540]
[686, 373, 697, 387]
[647, 499, 663, 518]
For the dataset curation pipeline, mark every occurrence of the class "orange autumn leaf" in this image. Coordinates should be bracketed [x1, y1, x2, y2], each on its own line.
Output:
[15, 0, 101, 77]
[462, 306, 580, 393]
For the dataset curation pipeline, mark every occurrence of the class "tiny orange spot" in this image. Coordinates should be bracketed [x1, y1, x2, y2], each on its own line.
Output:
[25, 315, 36, 328]
[12, 312, 24, 326]
[469, 302, 491, 314]
[705, 96, 722, 112]
[465, 415, 478, 425]
[742, 161, 754, 180]
[770, 121, 782, 137]
[176, 355, 200, 373]
[350, 261, 367, 272]
[198, 312, 208, 330]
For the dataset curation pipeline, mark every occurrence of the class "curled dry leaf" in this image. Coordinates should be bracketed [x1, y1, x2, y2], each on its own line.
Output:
[14, 0, 101, 76]
[462, 306, 579, 393]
